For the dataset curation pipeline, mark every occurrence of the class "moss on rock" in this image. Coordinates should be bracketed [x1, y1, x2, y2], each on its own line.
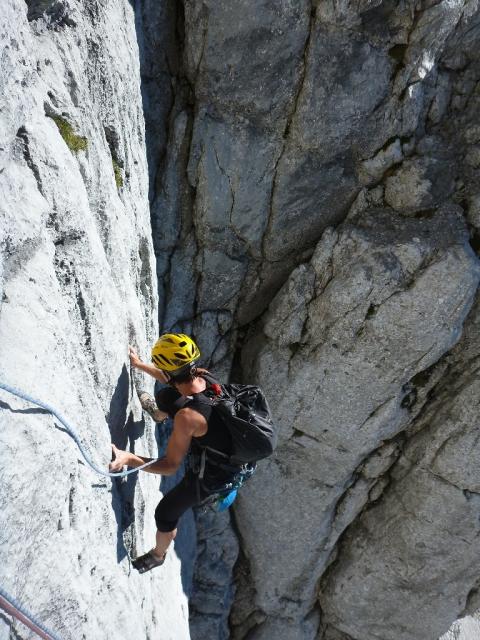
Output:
[112, 157, 123, 188]
[49, 115, 88, 153]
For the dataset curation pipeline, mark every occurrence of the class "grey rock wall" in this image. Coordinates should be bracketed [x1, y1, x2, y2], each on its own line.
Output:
[233, 208, 480, 640]
[0, 1, 189, 638]
[144, 1, 480, 639]
[317, 287, 480, 640]
[3, 0, 480, 639]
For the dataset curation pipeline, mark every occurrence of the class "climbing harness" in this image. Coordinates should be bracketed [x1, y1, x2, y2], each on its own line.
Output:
[0, 381, 159, 478]
[190, 448, 256, 513]
[0, 587, 62, 640]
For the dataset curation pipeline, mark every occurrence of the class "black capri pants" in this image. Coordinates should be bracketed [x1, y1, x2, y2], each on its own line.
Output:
[155, 471, 214, 532]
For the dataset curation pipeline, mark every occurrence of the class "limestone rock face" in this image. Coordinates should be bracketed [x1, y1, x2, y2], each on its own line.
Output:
[143, 1, 480, 639]
[320, 292, 480, 640]
[232, 208, 479, 640]
[0, 1, 189, 639]
[4, 0, 480, 639]
[441, 613, 480, 640]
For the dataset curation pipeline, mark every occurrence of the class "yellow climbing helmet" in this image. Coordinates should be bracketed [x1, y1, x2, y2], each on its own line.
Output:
[151, 333, 200, 372]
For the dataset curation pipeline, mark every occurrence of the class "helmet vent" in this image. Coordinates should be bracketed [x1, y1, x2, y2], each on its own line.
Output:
[151, 333, 200, 371]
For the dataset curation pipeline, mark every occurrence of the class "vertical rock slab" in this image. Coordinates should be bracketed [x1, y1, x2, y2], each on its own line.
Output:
[189, 508, 239, 640]
[135, 0, 480, 638]
[232, 208, 480, 640]
[154, 0, 480, 364]
[320, 293, 480, 640]
[161, 0, 313, 371]
[0, 1, 189, 638]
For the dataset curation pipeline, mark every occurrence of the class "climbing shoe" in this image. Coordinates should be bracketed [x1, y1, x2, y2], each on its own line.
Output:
[137, 391, 165, 423]
[132, 550, 166, 574]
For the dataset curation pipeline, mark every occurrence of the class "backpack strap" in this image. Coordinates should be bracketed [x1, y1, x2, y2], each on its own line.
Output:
[189, 441, 242, 473]
[200, 371, 220, 386]
[199, 448, 206, 480]
[198, 371, 223, 397]
[203, 444, 230, 460]
[187, 373, 238, 471]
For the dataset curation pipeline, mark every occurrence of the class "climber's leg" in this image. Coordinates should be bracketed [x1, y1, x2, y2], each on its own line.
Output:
[138, 390, 166, 423]
[132, 472, 208, 573]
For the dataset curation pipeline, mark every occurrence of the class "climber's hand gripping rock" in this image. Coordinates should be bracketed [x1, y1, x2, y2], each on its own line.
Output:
[128, 345, 170, 383]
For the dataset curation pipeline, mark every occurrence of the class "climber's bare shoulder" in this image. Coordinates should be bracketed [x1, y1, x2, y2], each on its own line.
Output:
[175, 407, 208, 438]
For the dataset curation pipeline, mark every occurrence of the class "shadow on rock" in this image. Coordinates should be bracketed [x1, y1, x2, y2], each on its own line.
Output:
[107, 365, 147, 563]
[107, 364, 133, 447]
[106, 370, 197, 581]
[0, 399, 51, 415]
[109, 410, 147, 563]
[160, 465, 197, 598]
[126, 0, 177, 203]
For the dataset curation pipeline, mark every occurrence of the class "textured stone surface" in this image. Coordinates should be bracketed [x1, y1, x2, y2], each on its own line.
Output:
[138, 0, 480, 638]
[189, 507, 239, 640]
[153, 0, 480, 366]
[440, 612, 480, 640]
[4, 0, 480, 639]
[320, 292, 480, 640]
[230, 207, 480, 639]
[0, 1, 190, 638]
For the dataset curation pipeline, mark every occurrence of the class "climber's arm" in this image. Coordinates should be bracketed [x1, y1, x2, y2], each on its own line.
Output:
[109, 446, 180, 476]
[109, 410, 199, 476]
[128, 345, 169, 382]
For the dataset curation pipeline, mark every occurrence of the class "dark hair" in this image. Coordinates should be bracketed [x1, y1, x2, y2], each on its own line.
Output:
[154, 387, 189, 418]
[168, 365, 210, 385]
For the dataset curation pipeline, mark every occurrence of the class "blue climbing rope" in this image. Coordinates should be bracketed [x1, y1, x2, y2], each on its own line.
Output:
[0, 381, 159, 478]
[0, 586, 62, 640]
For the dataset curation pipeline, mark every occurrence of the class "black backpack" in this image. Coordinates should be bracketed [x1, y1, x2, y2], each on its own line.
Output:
[195, 374, 277, 466]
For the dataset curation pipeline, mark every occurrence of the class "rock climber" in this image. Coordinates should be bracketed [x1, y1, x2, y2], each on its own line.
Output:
[109, 333, 248, 573]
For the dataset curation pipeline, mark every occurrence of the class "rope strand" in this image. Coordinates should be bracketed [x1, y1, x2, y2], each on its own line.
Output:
[0, 588, 62, 640]
[0, 381, 159, 478]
